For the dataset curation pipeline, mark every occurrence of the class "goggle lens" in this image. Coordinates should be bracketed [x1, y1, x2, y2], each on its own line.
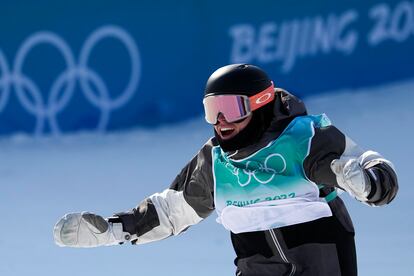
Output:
[203, 95, 249, 124]
[203, 83, 275, 125]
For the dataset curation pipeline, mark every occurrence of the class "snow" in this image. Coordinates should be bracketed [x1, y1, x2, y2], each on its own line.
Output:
[1, 79, 413, 275]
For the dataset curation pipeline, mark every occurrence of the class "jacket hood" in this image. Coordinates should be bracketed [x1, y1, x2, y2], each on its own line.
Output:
[267, 87, 307, 134]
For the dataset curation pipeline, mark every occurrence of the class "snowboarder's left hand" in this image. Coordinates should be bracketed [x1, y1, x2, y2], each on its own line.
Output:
[332, 150, 398, 206]
[53, 212, 130, 248]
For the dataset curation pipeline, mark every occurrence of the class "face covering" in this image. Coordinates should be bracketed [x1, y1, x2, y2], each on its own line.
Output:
[215, 101, 275, 152]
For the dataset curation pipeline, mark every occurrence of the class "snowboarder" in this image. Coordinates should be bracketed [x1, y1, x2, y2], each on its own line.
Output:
[54, 64, 398, 276]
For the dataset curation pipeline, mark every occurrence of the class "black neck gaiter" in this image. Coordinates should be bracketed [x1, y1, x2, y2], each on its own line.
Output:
[215, 102, 274, 152]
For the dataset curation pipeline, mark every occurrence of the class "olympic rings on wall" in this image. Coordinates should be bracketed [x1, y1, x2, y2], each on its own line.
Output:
[0, 25, 141, 136]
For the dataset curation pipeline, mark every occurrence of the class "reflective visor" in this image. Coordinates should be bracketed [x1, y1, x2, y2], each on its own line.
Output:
[203, 83, 275, 124]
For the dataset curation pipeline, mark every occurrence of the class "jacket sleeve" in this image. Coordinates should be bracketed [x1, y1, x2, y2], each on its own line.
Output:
[303, 124, 398, 206]
[111, 139, 215, 245]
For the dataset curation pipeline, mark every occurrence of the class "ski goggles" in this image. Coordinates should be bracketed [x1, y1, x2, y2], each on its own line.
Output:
[203, 83, 275, 124]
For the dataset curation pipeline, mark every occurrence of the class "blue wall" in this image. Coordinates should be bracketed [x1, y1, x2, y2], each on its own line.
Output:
[0, 0, 413, 135]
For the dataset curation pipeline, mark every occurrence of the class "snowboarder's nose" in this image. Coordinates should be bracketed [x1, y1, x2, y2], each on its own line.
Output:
[217, 113, 228, 124]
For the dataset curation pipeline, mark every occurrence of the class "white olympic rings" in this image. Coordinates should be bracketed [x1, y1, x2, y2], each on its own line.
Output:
[0, 25, 141, 135]
[226, 153, 287, 187]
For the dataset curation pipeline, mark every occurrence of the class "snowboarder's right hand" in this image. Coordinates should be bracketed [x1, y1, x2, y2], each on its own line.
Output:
[53, 212, 131, 248]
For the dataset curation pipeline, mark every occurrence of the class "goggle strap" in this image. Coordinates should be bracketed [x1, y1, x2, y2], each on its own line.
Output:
[249, 83, 275, 111]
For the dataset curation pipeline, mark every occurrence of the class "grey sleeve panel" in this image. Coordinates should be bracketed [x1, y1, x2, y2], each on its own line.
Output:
[112, 139, 216, 243]
[169, 139, 215, 218]
[303, 125, 346, 187]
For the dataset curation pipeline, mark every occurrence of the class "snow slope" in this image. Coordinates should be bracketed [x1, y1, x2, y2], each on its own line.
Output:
[1, 80, 413, 275]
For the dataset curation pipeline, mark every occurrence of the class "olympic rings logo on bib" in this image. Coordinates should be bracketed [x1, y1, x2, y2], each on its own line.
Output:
[225, 153, 287, 187]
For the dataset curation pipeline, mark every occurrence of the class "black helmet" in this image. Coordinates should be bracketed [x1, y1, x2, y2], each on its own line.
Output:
[204, 64, 275, 152]
[204, 64, 273, 97]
